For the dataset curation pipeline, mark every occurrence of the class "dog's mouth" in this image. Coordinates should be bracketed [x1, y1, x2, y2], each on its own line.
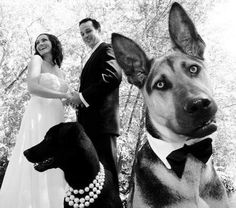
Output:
[190, 118, 217, 138]
[33, 157, 55, 172]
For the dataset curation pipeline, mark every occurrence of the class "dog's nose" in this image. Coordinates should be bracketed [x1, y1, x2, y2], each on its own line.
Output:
[23, 149, 30, 158]
[184, 98, 211, 114]
[23, 149, 34, 161]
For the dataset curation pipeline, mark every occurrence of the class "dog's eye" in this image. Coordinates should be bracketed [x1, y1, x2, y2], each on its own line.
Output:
[153, 75, 172, 90]
[189, 65, 199, 74]
[155, 81, 165, 89]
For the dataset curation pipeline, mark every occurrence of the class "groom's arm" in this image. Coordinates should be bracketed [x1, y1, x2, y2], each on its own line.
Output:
[80, 44, 122, 107]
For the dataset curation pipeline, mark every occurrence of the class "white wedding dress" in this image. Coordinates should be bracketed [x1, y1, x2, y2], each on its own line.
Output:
[0, 73, 67, 208]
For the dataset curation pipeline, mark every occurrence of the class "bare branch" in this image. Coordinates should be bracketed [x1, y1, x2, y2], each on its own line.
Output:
[126, 104, 145, 206]
[4, 65, 28, 93]
[57, 21, 80, 38]
[143, 0, 172, 38]
[120, 84, 134, 127]
[25, 17, 42, 54]
[126, 91, 141, 133]
[0, 47, 6, 69]
[222, 104, 236, 109]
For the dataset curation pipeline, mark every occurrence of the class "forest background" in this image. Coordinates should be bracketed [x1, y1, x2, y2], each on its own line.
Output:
[0, 0, 236, 203]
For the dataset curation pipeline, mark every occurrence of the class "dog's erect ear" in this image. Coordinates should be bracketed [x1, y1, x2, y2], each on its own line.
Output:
[169, 2, 206, 59]
[112, 33, 151, 88]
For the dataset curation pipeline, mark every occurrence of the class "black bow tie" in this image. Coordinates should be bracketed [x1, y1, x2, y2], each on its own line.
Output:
[166, 138, 212, 178]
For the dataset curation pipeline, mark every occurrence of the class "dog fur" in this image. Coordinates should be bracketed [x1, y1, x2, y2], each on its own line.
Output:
[112, 2, 231, 208]
[24, 122, 123, 208]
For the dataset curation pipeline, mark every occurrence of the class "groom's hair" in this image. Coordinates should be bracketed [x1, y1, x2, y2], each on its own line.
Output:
[79, 18, 101, 31]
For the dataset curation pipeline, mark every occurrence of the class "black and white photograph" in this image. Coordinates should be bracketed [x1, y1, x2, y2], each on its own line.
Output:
[0, 0, 236, 207]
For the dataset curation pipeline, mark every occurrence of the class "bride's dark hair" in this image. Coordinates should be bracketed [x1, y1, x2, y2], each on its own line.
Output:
[34, 33, 63, 68]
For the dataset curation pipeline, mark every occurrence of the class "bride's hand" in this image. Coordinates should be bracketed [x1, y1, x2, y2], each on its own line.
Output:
[61, 92, 73, 106]
[62, 99, 70, 106]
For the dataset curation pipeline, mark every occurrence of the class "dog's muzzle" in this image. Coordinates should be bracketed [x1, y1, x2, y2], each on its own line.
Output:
[33, 157, 55, 172]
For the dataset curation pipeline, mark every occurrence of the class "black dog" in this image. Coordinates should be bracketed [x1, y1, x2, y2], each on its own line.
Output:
[24, 122, 122, 208]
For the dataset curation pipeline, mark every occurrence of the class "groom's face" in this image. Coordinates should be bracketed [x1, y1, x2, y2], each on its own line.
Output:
[80, 21, 101, 49]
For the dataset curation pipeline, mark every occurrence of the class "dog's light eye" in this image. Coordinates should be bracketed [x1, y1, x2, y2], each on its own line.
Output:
[154, 75, 171, 90]
[156, 81, 165, 89]
[189, 65, 199, 74]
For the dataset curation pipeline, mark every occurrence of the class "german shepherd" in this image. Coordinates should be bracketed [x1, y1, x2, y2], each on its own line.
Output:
[112, 2, 232, 208]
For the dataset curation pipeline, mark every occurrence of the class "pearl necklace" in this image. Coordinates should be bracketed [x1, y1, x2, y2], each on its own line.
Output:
[65, 162, 105, 208]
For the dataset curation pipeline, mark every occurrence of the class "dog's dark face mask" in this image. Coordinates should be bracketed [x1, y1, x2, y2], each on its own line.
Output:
[24, 122, 92, 172]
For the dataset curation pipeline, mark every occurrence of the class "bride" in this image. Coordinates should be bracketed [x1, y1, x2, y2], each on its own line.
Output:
[0, 33, 71, 208]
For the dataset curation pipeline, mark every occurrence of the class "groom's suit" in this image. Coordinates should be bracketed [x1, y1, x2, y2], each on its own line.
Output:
[76, 42, 122, 186]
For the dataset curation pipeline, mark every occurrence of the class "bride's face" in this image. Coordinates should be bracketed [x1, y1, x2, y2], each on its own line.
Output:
[35, 35, 52, 57]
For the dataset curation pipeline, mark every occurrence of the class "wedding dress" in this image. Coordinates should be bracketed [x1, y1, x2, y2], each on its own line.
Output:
[0, 73, 67, 208]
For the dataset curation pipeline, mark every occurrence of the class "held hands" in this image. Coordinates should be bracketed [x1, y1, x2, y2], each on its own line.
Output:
[63, 91, 83, 109]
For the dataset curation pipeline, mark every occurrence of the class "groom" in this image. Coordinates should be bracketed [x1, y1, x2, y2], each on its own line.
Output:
[68, 18, 122, 189]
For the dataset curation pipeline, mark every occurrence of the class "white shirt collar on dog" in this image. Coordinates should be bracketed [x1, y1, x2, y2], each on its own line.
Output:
[146, 133, 208, 169]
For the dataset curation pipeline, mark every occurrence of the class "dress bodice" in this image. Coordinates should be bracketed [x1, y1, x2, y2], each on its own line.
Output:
[39, 73, 68, 93]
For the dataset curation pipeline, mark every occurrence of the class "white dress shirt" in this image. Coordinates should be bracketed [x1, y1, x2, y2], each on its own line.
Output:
[147, 133, 208, 169]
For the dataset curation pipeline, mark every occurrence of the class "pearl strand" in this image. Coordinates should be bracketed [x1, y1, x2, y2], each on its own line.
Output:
[65, 162, 105, 208]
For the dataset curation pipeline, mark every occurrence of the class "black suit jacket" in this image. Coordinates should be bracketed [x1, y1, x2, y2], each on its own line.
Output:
[77, 42, 122, 138]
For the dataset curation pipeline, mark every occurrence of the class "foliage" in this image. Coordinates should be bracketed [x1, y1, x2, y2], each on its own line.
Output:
[0, 0, 235, 200]
[218, 170, 236, 196]
[0, 144, 9, 188]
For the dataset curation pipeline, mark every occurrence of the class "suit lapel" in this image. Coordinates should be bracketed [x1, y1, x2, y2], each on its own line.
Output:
[80, 42, 106, 84]
[82, 42, 106, 72]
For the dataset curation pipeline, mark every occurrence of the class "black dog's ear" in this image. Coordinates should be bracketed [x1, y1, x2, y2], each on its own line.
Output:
[112, 33, 151, 88]
[46, 122, 65, 137]
[169, 2, 205, 59]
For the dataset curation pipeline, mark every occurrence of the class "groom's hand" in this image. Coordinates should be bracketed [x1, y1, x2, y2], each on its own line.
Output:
[62, 92, 73, 106]
[62, 99, 70, 106]
[69, 92, 83, 108]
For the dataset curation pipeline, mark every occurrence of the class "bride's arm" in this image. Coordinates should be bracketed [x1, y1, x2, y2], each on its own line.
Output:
[27, 55, 70, 99]
[60, 70, 69, 93]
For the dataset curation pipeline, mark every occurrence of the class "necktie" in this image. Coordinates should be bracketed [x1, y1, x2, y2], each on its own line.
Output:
[166, 138, 212, 178]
